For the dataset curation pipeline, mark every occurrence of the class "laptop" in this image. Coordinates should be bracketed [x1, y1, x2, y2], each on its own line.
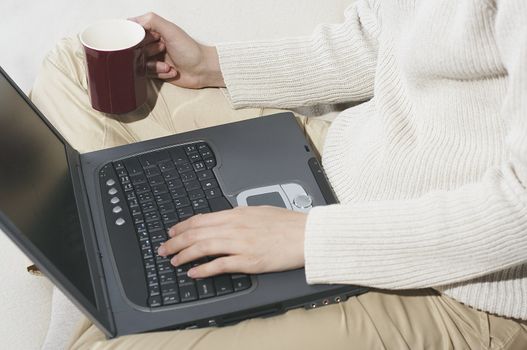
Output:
[0, 66, 367, 338]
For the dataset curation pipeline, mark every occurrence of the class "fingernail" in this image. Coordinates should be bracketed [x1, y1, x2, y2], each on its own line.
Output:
[170, 256, 178, 265]
[158, 246, 166, 256]
[187, 269, 195, 278]
[168, 229, 175, 237]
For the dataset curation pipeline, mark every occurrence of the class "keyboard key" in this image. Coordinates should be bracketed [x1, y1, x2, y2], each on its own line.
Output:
[155, 193, 172, 204]
[144, 258, 156, 269]
[169, 148, 188, 164]
[163, 169, 180, 180]
[134, 183, 150, 194]
[157, 262, 174, 274]
[139, 150, 170, 168]
[147, 220, 163, 232]
[232, 275, 252, 292]
[150, 231, 167, 242]
[144, 211, 160, 222]
[138, 230, 149, 241]
[149, 284, 160, 297]
[158, 160, 175, 172]
[162, 211, 178, 224]
[188, 152, 201, 163]
[130, 174, 147, 185]
[174, 197, 191, 209]
[208, 197, 232, 212]
[124, 158, 143, 176]
[192, 198, 208, 210]
[136, 222, 147, 232]
[117, 168, 128, 177]
[214, 275, 234, 296]
[204, 158, 216, 169]
[159, 272, 176, 285]
[180, 284, 198, 302]
[177, 162, 192, 173]
[162, 293, 180, 305]
[152, 184, 168, 195]
[181, 172, 197, 182]
[201, 179, 218, 190]
[158, 202, 175, 214]
[194, 207, 211, 214]
[188, 189, 205, 200]
[197, 170, 214, 181]
[113, 160, 125, 170]
[123, 183, 133, 192]
[148, 295, 162, 307]
[141, 201, 157, 212]
[144, 166, 161, 178]
[149, 175, 165, 186]
[184, 180, 200, 191]
[119, 175, 130, 185]
[204, 188, 221, 199]
[177, 206, 194, 220]
[161, 282, 178, 296]
[167, 179, 184, 190]
[176, 264, 191, 274]
[200, 150, 213, 159]
[138, 192, 153, 203]
[177, 273, 193, 286]
[193, 162, 206, 172]
[128, 198, 139, 208]
[196, 279, 215, 299]
[134, 215, 145, 225]
[197, 143, 209, 151]
[184, 145, 197, 154]
[164, 220, 178, 229]
[145, 266, 157, 277]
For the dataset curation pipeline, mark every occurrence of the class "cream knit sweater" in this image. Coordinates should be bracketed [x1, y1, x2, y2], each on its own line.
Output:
[217, 0, 527, 320]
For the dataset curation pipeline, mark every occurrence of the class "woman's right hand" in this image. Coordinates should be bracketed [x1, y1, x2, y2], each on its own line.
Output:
[131, 12, 225, 89]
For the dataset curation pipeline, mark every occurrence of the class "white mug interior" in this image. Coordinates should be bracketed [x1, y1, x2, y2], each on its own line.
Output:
[80, 19, 145, 51]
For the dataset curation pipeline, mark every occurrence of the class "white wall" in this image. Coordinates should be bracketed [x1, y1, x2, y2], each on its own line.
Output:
[0, 0, 353, 91]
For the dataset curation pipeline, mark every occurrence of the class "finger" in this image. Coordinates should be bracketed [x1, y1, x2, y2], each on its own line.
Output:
[170, 239, 242, 267]
[130, 12, 177, 37]
[169, 208, 240, 237]
[141, 30, 161, 46]
[159, 227, 223, 256]
[143, 40, 165, 58]
[187, 256, 248, 278]
[156, 69, 178, 80]
[146, 60, 171, 74]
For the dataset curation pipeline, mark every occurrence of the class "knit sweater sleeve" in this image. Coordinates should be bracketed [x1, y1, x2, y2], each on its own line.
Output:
[215, 1, 379, 109]
[304, 0, 527, 289]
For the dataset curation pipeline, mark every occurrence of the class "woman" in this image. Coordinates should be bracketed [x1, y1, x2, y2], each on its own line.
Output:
[32, 0, 526, 348]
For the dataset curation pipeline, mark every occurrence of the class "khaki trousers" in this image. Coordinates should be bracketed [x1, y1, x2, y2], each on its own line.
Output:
[30, 38, 527, 350]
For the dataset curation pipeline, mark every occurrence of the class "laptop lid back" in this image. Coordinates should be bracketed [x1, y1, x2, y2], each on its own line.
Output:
[0, 67, 113, 335]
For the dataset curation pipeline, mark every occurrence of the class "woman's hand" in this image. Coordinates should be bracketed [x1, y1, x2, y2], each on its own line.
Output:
[131, 12, 225, 88]
[158, 206, 307, 278]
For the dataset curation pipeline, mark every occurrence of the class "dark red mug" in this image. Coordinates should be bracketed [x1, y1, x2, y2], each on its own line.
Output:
[80, 19, 147, 114]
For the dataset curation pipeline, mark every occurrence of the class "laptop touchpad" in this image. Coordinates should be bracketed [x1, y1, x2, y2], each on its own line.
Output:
[236, 184, 312, 212]
[246, 192, 287, 208]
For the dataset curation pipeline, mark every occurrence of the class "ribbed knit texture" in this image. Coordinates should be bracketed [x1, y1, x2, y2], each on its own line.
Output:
[217, 0, 527, 320]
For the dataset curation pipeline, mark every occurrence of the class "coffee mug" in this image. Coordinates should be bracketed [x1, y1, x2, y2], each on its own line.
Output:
[80, 19, 147, 114]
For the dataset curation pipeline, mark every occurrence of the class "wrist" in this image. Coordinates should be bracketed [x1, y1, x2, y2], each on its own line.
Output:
[199, 45, 225, 88]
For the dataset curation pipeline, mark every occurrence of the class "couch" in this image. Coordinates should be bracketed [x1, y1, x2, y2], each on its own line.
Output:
[0, 1, 353, 348]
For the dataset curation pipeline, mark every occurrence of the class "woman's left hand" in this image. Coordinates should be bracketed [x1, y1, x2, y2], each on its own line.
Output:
[158, 206, 307, 278]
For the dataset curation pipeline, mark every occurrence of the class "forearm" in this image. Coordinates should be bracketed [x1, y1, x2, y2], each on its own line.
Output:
[304, 164, 527, 289]
[215, 2, 379, 109]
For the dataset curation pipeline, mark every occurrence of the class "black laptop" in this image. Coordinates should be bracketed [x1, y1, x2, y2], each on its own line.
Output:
[0, 67, 367, 337]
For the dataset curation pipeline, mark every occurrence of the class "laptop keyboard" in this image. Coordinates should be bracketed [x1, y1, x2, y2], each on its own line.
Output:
[108, 141, 252, 307]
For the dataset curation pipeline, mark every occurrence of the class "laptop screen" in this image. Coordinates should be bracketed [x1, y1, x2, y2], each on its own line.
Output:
[0, 72, 96, 308]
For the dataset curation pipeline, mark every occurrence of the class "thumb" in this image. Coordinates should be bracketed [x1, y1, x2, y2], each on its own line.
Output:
[129, 12, 175, 36]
